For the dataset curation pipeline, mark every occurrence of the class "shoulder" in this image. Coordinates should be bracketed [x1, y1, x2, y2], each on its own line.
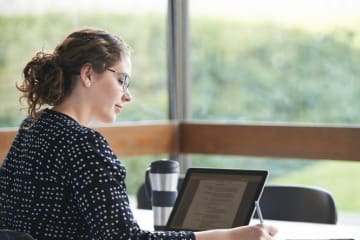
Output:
[38, 109, 108, 143]
[21, 109, 112, 155]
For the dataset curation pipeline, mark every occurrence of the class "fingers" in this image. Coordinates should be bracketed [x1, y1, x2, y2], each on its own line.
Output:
[254, 223, 279, 239]
[264, 224, 278, 237]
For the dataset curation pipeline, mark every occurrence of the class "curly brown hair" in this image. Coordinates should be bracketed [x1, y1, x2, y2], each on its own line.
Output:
[17, 27, 131, 121]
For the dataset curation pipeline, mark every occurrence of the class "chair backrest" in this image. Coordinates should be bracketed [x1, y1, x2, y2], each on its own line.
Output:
[256, 185, 337, 224]
[136, 183, 152, 209]
[0, 230, 34, 240]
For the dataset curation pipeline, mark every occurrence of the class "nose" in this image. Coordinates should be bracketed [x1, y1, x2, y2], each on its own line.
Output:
[122, 89, 132, 102]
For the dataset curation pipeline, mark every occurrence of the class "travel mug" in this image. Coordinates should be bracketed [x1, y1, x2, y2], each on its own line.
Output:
[145, 160, 179, 230]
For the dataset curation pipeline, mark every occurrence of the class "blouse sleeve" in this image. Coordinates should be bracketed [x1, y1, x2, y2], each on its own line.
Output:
[66, 130, 195, 240]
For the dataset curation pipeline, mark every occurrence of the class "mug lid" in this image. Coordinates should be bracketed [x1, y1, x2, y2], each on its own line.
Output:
[150, 160, 179, 173]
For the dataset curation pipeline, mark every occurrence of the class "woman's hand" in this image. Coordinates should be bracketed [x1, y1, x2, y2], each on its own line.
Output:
[229, 224, 278, 240]
[195, 224, 278, 240]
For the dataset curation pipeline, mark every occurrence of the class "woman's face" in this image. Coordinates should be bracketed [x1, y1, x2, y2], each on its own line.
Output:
[87, 56, 132, 123]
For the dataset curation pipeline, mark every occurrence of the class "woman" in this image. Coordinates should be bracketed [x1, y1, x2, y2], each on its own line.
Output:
[0, 28, 277, 240]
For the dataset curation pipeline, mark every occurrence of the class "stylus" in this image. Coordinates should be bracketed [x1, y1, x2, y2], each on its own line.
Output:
[255, 200, 264, 224]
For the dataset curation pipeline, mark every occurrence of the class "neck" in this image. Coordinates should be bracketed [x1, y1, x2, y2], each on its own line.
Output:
[52, 99, 91, 126]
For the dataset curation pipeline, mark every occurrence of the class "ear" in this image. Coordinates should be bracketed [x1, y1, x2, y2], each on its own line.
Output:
[79, 63, 93, 88]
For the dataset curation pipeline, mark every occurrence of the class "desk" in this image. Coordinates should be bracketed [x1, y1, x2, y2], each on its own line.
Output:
[132, 209, 360, 240]
[262, 220, 359, 240]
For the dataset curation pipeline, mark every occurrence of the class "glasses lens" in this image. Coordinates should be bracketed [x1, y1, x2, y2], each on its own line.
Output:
[123, 75, 130, 91]
[107, 68, 130, 91]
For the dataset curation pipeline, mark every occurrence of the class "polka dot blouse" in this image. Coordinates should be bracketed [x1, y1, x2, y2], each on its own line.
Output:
[0, 109, 195, 240]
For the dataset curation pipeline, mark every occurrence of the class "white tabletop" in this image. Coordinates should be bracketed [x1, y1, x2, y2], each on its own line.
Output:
[132, 208, 360, 240]
[263, 219, 359, 240]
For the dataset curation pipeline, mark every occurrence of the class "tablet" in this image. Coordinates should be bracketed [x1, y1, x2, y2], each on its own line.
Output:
[166, 168, 268, 231]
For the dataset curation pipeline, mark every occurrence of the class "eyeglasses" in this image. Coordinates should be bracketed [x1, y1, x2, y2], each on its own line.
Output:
[106, 68, 131, 91]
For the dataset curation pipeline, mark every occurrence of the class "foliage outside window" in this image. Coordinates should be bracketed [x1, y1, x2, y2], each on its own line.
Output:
[0, 0, 168, 127]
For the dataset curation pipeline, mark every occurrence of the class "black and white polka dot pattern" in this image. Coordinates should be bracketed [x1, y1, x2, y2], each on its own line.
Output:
[0, 109, 195, 240]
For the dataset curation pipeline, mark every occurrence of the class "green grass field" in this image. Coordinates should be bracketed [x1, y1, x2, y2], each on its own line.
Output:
[270, 160, 360, 212]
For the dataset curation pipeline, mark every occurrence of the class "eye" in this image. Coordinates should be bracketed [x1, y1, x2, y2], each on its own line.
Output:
[118, 79, 124, 85]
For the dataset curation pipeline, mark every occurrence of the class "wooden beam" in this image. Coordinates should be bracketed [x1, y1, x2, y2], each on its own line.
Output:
[96, 122, 179, 156]
[2, 122, 360, 164]
[0, 129, 17, 161]
[0, 122, 179, 164]
[179, 122, 360, 161]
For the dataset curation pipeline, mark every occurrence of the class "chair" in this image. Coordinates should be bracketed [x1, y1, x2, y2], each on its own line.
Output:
[136, 183, 152, 209]
[0, 230, 34, 240]
[255, 185, 338, 224]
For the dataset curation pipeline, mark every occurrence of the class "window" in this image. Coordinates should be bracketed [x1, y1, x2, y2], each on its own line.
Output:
[0, 0, 168, 127]
[189, 0, 360, 218]
[190, 0, 360, 124]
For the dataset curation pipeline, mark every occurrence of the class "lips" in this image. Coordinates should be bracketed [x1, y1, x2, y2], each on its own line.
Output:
[115, 104, 123, 112]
